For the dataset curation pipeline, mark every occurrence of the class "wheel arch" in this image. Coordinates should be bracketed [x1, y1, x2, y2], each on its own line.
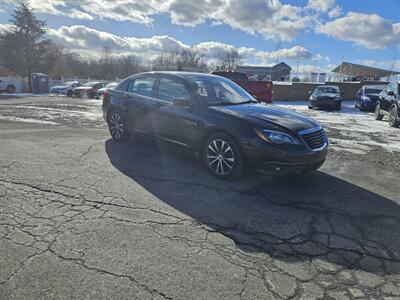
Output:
[198, 128, 244, 156]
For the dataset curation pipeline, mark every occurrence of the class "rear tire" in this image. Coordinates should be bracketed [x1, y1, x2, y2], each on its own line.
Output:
[107, 110, 130, 142]
[202, 133, 243, 180]
[375, 103, 384, 120]
[389, 106, 400, 128]
[6, 85, 15, 94]
[67, 90, 72, 97]
[308, 105, 313, 109]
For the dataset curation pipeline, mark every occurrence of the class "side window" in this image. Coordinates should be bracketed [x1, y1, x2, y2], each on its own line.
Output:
[129, 77, 156, 97]
[157, 78, 189, 102]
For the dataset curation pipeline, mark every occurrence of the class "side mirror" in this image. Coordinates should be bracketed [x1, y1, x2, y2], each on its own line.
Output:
[173, 98, 192, 107]
[341, 91, 344, 95]
[388, 91, 395, 96]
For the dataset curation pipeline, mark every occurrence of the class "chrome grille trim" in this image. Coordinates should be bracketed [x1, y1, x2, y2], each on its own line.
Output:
[298, 126, 328, 151]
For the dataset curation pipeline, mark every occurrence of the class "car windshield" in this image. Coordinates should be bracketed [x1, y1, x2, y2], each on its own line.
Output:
[82, 82, 97, 87]
[188, 76, 257, 106]
[315, 87, 339, 94]
[365, 88, 383, 94]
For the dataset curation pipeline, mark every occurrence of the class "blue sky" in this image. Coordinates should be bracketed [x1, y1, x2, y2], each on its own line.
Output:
[0, 0, 399, 75]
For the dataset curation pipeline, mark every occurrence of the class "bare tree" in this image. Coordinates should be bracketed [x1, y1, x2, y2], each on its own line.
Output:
[223, 48, 243, 71]
[101, 45, 113, 80]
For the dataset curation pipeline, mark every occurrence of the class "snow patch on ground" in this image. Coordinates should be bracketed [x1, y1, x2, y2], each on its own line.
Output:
[0, 116, 57, 125]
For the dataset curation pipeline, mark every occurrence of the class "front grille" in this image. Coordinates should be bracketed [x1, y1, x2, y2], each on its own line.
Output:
[317, 97, 334, 101]
[300, 129, 326, 150]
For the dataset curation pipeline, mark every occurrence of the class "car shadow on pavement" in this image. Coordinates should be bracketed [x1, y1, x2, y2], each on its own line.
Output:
[105, 138, 400, 275]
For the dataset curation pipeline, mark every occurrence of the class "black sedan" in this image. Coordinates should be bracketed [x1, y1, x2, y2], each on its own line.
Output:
[308, 85, 342, 110]
[103, 72, 328, 179]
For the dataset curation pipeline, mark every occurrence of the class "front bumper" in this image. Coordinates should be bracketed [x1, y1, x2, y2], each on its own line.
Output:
[50, 89, 67, 95]
[359, 100, 377, 111]
[310, 99, 341, 109]
[242, 130, 328, 175]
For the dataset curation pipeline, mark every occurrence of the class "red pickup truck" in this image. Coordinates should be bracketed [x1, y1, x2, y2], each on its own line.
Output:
[211, 71, 273, 103]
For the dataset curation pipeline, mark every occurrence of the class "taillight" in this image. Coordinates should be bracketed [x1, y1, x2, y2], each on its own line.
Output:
[103, 89, 109, 99]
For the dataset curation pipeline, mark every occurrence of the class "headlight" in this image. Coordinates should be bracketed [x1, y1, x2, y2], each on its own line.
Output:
[254, 129, 300, 145]
[362, 96, 371, 101]
[334, 95, 341, 100]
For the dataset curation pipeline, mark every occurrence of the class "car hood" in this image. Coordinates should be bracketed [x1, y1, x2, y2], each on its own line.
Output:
[209, 103, 319, 132]
[51, 85, 69, 90]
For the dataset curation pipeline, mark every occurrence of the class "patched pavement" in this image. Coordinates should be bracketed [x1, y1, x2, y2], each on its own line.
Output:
[0, 96, 400, 299]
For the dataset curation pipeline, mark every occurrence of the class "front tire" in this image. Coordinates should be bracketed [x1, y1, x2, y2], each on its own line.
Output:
[107, 110, 130, 142]
[202, 133, 243, 180]
[6, 85, 15, 94]
[375, 103, 384, 120]
[389, 106, 400, 128]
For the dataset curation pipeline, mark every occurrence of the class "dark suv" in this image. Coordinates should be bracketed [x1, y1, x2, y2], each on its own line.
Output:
[103, 72, 328, 179]
[375, 81, 400, 127]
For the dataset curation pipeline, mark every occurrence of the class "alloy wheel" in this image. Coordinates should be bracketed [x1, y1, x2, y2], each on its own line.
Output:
[109, 113, 124, 139]
[206, 139, 235, 175]
[389, 106, 399, 127]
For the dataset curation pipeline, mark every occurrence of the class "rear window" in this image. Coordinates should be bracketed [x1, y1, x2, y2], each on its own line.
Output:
[129, 77, 156, 97]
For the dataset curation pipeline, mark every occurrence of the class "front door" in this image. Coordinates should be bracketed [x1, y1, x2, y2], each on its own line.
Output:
[152, 76, 197, 149]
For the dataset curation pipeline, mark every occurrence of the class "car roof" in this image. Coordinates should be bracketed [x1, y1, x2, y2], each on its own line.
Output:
[316, 85, 339, 88]
[133, 71, 220, 80]
[362, 85, 386, 88]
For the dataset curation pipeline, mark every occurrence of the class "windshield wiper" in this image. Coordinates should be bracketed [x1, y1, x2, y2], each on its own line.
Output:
[208, 100, 258, 106]
[235, 100, 258, 105]
[207, 102, 233, 106]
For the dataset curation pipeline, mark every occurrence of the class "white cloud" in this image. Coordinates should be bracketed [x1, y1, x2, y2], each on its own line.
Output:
[318, 12, 400, 49]
[4, 0, 312, 42]
[328, 5, 342, 18]
[0, 24, 12, 32]
[306, 0, 335, 12]
[68, 9, 94, 20]
[45, 25, 314, 64]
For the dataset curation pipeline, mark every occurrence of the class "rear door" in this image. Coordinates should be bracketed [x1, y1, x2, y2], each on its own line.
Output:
[125, 76, 158, 135]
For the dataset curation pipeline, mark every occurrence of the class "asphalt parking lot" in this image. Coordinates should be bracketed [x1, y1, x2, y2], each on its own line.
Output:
[1, 95, 400, 299]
